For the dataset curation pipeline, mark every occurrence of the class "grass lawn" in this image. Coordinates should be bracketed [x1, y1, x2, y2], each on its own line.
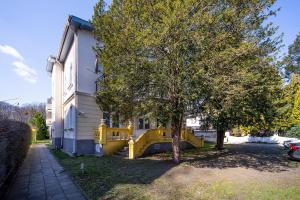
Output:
[49, 143, 300, 200]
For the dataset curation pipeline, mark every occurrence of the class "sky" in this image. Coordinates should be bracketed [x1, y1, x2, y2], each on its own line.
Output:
[0, 0, 299, 105]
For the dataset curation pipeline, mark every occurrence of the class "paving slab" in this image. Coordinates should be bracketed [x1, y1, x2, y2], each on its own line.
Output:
[6, 144, 86, 200]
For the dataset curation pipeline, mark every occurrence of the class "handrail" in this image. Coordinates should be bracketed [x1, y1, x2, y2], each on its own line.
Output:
[129, 128, 204, 159]
[94, 121, 134, 144]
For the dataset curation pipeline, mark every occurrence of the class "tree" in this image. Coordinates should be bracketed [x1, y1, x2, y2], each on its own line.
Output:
[273, 74, 300, 131]
[291, 87, 300, 125]
[92, 0, 281, 163]
[0, 102, 45, 123]
[287, 125, 300, 139]
[284, 33, 300, 77]
[30, 112, 48, 140]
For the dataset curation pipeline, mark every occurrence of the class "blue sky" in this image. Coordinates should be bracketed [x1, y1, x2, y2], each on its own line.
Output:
[0, 0, 299, 105]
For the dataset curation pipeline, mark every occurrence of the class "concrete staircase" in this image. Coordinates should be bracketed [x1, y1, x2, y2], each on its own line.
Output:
[114, 146, 129, 157]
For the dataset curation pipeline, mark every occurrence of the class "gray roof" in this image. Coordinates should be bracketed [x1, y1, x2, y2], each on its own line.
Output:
[46, 15, 93, 73]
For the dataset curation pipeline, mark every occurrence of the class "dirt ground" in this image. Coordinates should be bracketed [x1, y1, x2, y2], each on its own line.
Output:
[52, 143, 300, 200]
[143, 143, 300, 200]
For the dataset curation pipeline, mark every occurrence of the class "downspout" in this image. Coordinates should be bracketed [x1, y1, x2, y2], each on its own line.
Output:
[57, 17, 71, 150]
[73, 28, 79, 155]
[55, 60, 64, 149]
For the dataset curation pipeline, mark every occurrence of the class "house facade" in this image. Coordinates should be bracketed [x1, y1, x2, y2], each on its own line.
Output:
[46, 16, 103, 155]
[46, 16, 161, 156]
[46, 97, 52, 137]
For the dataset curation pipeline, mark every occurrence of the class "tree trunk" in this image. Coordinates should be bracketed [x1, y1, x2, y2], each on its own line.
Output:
[171, 112, 182, 164]
[216, 129, 225, 150]
[171, 124, 180, 164]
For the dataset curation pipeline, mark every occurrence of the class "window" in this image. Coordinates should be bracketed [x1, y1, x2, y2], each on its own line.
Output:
[145, 118, 150, 129]
[64, 105, 74, 131]
[64, 110, 68, 130]
[138, 118, 144, 129]
[64, 63, 73, 91]
[95, 59, 102, 74]
[103, 112, 110, 127]
[69, 64, 72, 87]
[68, 106, 73, 129]
[112, 113, 119, 128]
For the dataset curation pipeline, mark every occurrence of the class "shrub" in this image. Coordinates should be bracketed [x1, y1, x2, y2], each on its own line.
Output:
[30, 112, 49, 140]
[287, 125, 300, 138]
[0, 120, 31, 198]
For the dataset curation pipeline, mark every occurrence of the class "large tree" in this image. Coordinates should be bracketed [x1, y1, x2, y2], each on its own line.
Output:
[273, 74, 300, 131]
[284, 33, 300, 77]
[92, 0, 282, 163]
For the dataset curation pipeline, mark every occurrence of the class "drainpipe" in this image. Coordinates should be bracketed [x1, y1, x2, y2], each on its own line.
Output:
[73, 28, 78, 155]
[51, 58, 64, 149]
[58, 60, 64, 149]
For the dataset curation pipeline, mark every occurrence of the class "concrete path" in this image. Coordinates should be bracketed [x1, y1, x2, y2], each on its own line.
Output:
[7, 144, 86, 200]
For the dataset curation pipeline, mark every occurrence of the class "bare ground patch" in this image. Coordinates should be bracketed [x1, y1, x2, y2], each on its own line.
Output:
[51, 143, 300, 200]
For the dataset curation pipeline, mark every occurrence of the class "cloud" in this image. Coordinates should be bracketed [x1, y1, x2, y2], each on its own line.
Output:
[0, 44, 38, 83]
[0, 44, 24, 60]
[12, 61, 38, 83]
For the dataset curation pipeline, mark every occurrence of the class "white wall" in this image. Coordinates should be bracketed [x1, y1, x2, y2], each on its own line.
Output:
[186, 117, 201, 127]
[227, 134, 299, 144]
[63, 98, 76, 139]
[63, 40, 76, 103]
[77, 30, 98, 94]
[51, 62, 63, 140]
[76, 94, 102, 140]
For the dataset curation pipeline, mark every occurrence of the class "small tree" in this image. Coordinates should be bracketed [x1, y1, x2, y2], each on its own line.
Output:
[30, 112, 48, 140]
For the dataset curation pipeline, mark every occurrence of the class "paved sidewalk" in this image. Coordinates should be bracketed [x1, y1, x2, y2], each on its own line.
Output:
[7, 144, 86, 200]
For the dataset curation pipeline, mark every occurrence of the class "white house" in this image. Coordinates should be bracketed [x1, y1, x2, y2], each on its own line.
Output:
[46, 15, 161, 155]
[46, 97, 52, 137]
[46, 15, 103, 155]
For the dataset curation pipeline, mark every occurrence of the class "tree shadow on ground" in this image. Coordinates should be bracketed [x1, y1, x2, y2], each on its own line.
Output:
[52, 143, 299, 199]
[51, 149, 176, 200]
[179, 143, 296, 172]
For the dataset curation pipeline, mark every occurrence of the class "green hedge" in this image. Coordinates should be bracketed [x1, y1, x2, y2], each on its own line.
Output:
[0, 120, 31, 198]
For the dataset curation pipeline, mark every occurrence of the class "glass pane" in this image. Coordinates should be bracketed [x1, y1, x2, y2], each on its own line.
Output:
[103, 112, 110, 127]
[138, 118, 144, 129]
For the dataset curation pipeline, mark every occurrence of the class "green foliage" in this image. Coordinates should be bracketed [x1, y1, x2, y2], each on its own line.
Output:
[93, 0, 281, 122]
[291, 88, 300, 125]
[92, 0, 282, 153]
[287, 125, 300, 138]
[283, 33, 300, 77]
[30, 112, 48, 140]
[273, 74, 300, 131]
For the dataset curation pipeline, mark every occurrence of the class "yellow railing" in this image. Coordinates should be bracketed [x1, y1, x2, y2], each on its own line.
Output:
[94, 121, 133, 155]
[128, 128, 204, 159]
[31, 128, 37, 143]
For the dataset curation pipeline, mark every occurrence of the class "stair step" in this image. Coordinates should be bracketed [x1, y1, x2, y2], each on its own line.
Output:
[114, 146, 129, 157]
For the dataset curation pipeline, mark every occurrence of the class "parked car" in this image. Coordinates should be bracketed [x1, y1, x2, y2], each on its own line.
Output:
[284, 139, 300, 149]
[287, 142, 300, 161]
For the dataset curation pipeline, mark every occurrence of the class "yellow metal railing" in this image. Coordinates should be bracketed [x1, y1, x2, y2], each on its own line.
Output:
[31, 128, 37, 143]
[128, 128, 204, 159]
[94, 121, 133, 155]
[94, 121, 204, 157]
